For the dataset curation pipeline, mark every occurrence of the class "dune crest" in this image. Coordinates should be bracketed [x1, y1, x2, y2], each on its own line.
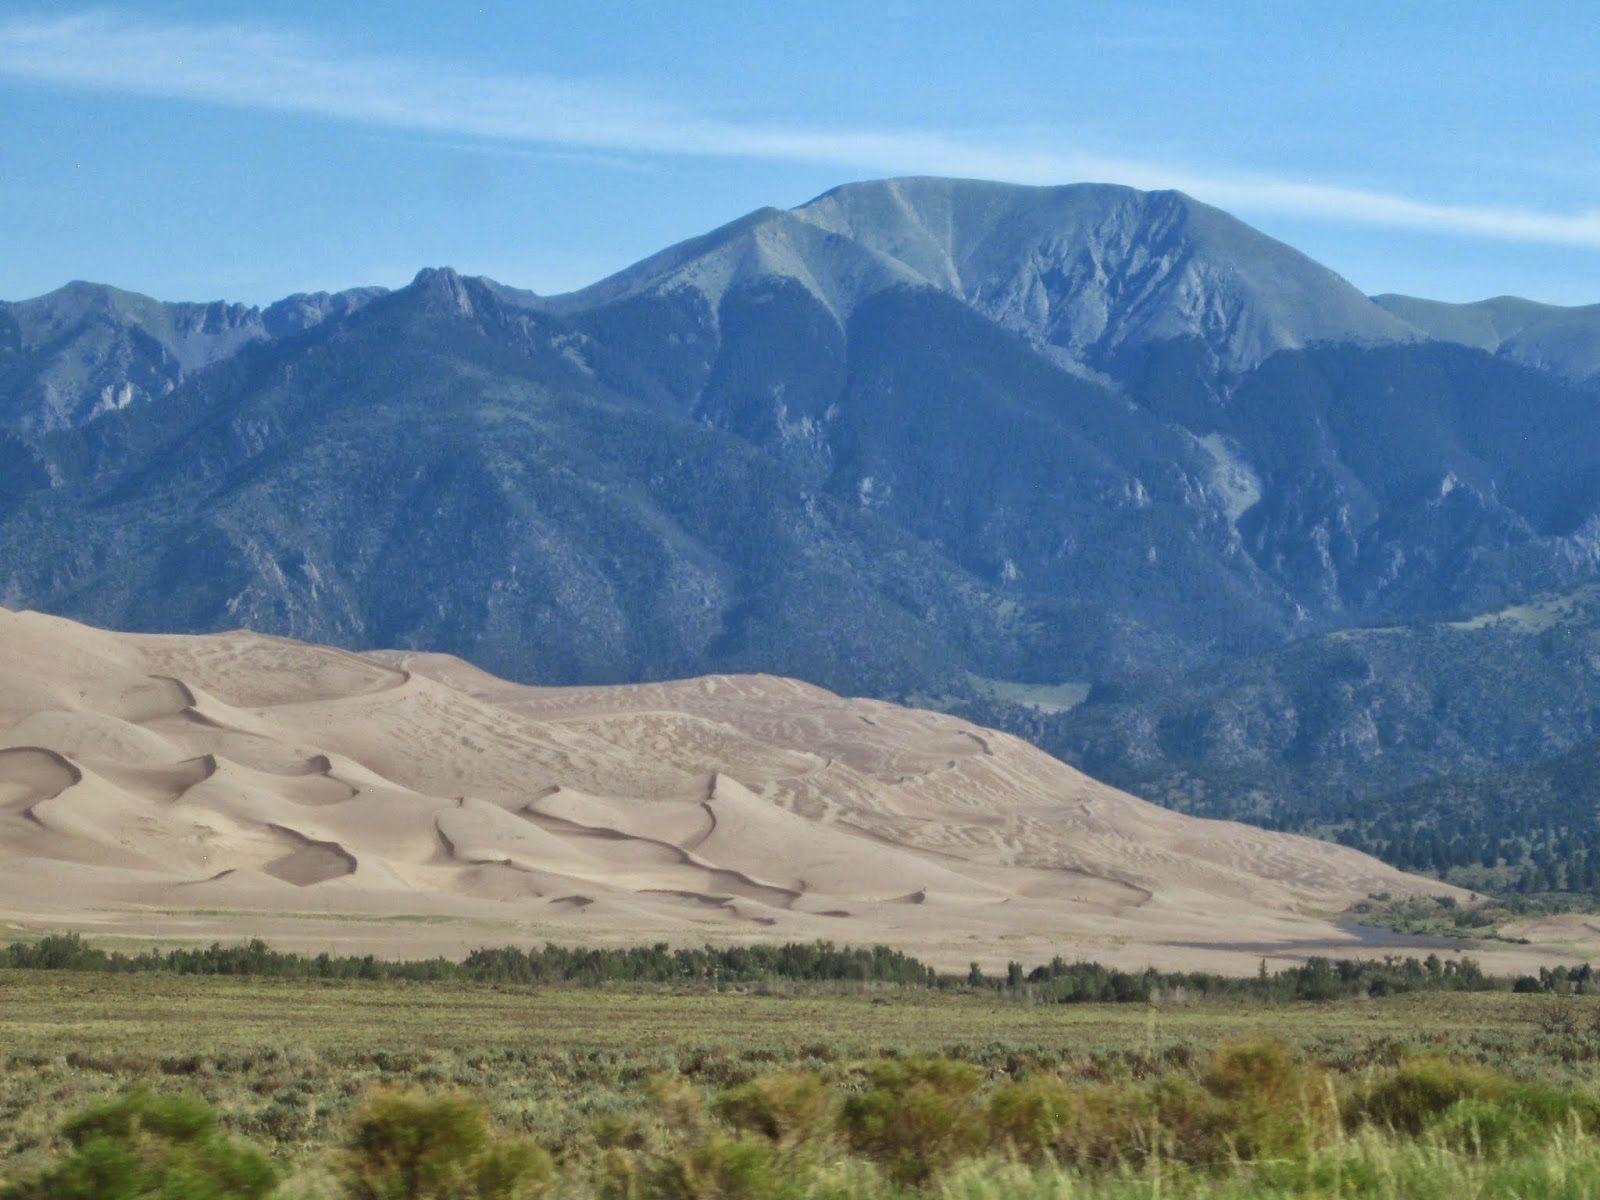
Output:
[0, 607, 1534, 971]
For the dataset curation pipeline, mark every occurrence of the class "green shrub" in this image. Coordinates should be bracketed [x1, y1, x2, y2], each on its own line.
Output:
[340, 1091, 552, 1200]
[647, 1075, 709, 1139]
[1395, 1077, 1599, 1156]
[605, 1074, 810, 1200]
[1353, 1056, 1509, 1135]
[649, 1133, 785, 1200]
[1, 1091, 276, 1200]
[1200, 1040, 1337, 1161]
[838, 1057, 984, 1183]
[983, 1043, 1335, 1170]
[983, 1074, 1185, 1168]
[984, 1075, 1080, 1163]
[61, 1090, 221, 1148]
[713, 1073, 832, 1153]
[1429, 1097, 1546, 1156]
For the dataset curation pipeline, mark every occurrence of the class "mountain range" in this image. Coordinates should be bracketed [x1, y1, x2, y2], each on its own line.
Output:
[5, 176, 1600, 882]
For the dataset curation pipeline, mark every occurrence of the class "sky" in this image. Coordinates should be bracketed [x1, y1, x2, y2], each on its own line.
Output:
[2, 2, 1598, 306]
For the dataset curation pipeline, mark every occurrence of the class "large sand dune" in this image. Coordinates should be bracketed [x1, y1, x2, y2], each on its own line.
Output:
[0, 608, 1569, 972]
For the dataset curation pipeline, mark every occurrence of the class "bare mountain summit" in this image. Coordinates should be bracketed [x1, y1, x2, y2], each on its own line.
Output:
[550, 177, 1418, 373]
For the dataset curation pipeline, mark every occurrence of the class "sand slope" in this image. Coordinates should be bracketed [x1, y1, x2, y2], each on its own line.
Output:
[0, 608, 1556, 972]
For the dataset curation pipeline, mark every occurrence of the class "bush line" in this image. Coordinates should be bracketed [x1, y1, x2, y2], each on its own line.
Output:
[5, 933, 1596, 999]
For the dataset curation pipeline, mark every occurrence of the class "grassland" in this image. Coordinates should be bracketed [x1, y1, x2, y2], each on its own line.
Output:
[6, 969, 1600, 1196]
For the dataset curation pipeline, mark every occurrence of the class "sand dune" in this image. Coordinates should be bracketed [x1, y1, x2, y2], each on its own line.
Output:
[0, 607, 1581, 972]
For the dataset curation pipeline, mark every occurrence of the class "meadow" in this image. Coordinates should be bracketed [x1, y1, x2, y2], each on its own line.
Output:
[7, 964, 1600, 1197]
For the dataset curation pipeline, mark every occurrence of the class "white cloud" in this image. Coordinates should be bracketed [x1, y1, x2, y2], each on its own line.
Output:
[5, 11, 1600, 249]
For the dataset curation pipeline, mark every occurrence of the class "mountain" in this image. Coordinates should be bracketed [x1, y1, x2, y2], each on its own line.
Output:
[0, 266, 1037, 695]
[0, 606, 1485, 971]
[552, 177, 1418, 375]
[0, 281, 385, 433]
[6, 180, 1418, 440]
[1375, 293, 1600, 383]
[1029, 581, 1600, 888]
[3, 176, 1600, 893]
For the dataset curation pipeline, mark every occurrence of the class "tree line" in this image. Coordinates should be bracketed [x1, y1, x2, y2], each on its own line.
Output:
[3, 933, 1590, 1001]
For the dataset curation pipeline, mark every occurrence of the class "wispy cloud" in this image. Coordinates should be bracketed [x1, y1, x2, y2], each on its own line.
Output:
[5, 11, 1600, 250]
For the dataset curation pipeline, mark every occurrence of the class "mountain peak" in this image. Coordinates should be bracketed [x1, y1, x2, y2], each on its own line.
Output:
[540, 204, 925, 325]
[789, 176, 1417, 371]
[409, 266, 481, 317]
[549, 175, 1416, 373]
[411, 266, 461, 286]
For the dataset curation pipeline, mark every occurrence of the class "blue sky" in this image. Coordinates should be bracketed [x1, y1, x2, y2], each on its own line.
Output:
[2, 2, 1597, 306]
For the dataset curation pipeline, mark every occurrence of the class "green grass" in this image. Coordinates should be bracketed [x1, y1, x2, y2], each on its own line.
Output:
[1446, 583, 1600, 634]
[1343, 895, 1518, 942]
[6, 970, 1600, 1197]
[964, 674, 1092, 715]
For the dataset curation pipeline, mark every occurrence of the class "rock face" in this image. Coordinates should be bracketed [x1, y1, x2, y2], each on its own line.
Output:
[2, 177, 1600, 853]
[0, 282, 385, 432]
[791, 179, 1418, 372]
[0, 606, 1470, 972]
